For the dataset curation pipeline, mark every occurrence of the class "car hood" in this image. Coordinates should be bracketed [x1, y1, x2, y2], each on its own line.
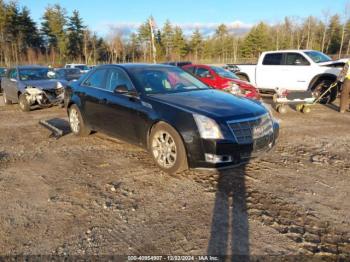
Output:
[147, 89, 266, 121]
[20, 79, 65, 90]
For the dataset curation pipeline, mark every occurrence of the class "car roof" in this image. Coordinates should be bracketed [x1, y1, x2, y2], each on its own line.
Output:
[263, 49, 316, 54]
[98, 63, 176, 70]
[15, 65, 49, 69]
[184, 64, 212, 69]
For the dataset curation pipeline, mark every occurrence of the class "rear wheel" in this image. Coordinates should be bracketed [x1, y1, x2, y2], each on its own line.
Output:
[19, 94, 30, 112]
[149, 122, 188, 174]
[68, 104, 91, 136]
[313, 79, 337, 104]
[276, 104, 287, 114]
[302, 105, 311, 114]
[3, 92, 12, 105]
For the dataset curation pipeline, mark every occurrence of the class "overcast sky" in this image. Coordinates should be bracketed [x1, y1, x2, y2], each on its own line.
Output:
[19, 0, 346, 37]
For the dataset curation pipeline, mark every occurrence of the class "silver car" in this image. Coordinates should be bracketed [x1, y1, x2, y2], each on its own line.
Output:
[1, 66, 66, 112]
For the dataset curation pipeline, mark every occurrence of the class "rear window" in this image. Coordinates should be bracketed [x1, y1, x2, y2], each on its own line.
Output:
[262, 53, 283, 65]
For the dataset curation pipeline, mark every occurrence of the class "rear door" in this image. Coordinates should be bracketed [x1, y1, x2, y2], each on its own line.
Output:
[78, 68, 108, 128]
[255, 53, 284, 90]
[95, 67, 144, 143]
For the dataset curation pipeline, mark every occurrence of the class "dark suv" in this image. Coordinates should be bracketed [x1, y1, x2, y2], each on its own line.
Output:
[65, 64, 279, 173]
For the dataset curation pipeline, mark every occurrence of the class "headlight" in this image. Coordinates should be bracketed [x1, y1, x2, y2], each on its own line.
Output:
[56, 82, 63, 89]
[223, 82, 241, 95]
[193, 114, 223, 139]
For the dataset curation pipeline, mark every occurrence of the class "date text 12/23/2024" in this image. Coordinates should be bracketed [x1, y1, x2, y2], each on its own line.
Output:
[128, 256, 219, 261]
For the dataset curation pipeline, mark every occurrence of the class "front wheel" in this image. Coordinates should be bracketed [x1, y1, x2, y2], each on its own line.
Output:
[19, 94, 30, 112]
[68, 104, 91, 136]
[149, 122, 188, 174]
[313, 79, 337, 104]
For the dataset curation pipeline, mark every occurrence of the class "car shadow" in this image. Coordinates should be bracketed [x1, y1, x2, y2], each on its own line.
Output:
[323, 102, 340, 112]
[207, 165, 250, 261]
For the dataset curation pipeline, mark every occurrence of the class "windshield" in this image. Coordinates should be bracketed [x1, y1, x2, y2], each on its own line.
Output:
[304, 51, 332, 63]
[65, 69, 80, 75]
[0, 68, 6, 77]
[211, 66, 239, 79]
[129, 67, 210, 94]
[75, 65, 89, 70]
[19, 68, 51, 81]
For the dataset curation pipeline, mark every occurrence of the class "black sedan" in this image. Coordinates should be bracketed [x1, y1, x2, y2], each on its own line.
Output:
[65, 64, 279, 173]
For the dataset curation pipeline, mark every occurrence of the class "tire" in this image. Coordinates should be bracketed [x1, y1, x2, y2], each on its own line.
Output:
[68, 104, 91, 136]
[276, 104, 287, 114]
[302, 105, 311, 114]
[313, 79, 337, 104]
[296, 104, 303, 112]
[3, 91, 12, 105]
[18, 93, 30, 112]
[149, 122, 188, 174]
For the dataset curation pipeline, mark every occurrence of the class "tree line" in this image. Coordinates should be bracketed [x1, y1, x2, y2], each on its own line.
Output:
[1, 0, 350, 66]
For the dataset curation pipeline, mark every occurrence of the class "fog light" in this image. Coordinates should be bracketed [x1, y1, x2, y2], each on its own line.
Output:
[205, 153, 232, 164]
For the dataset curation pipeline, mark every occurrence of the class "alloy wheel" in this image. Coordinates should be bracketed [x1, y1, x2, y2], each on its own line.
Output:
[151, 130, 177, 169]
[69, 108, 80, 134]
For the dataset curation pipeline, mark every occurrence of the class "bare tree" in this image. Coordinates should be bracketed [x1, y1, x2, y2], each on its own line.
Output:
[339, 1, 350, 58]
[321, 9, 330, 52]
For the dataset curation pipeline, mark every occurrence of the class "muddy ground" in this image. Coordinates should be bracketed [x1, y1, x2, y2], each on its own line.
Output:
[0, 94, 349, 260]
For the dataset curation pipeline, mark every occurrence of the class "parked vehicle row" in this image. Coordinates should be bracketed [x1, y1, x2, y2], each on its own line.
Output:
[1, 62, 279, 173]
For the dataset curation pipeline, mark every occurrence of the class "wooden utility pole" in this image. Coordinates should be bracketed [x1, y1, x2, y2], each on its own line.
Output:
[149, 17, 157, 64]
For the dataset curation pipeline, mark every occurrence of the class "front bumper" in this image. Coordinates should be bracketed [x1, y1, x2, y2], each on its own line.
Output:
[187, 121, 279, 169]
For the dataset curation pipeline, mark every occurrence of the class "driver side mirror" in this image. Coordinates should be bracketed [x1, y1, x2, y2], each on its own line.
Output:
[114, 84, 129, 94]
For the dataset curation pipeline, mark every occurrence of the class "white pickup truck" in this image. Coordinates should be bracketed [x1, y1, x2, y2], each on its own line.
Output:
[235, 50, 346, 103]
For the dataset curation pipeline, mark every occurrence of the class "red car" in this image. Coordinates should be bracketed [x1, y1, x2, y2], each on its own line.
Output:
[182, 64, 260, 100]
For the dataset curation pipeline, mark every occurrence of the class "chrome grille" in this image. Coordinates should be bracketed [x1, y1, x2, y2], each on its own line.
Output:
[227, 114, 273, 145]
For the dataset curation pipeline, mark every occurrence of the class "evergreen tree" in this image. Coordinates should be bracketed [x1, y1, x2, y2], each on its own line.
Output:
[326, 15, 342, 54]
[42, 4, 67, 62]
[161, 20, 174, 60]
[241, 22, 270, 58]
[172, 26, 187, 59]
[190, 29, 203, 61]
[67, 10, 85, 61]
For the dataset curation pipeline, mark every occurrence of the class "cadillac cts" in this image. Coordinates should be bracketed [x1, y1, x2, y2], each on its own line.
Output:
[64, 64, 279, 173]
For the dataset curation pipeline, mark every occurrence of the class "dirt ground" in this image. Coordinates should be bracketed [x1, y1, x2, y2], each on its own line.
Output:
[0, 94, 349, 259]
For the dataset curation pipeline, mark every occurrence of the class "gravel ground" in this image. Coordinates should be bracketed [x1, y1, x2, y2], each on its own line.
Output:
[0, 95, 349, 259]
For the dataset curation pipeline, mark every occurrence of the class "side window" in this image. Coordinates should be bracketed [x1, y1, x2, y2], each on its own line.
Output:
[262, 53, 283, 65]
[83, 69, 107, 89]
[106, 68, 133, 92]
[285, 53, 310, 66]
[195, 67, 211, 77]
[184, 66, 195, 74]
[9, 69, 17, 79]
